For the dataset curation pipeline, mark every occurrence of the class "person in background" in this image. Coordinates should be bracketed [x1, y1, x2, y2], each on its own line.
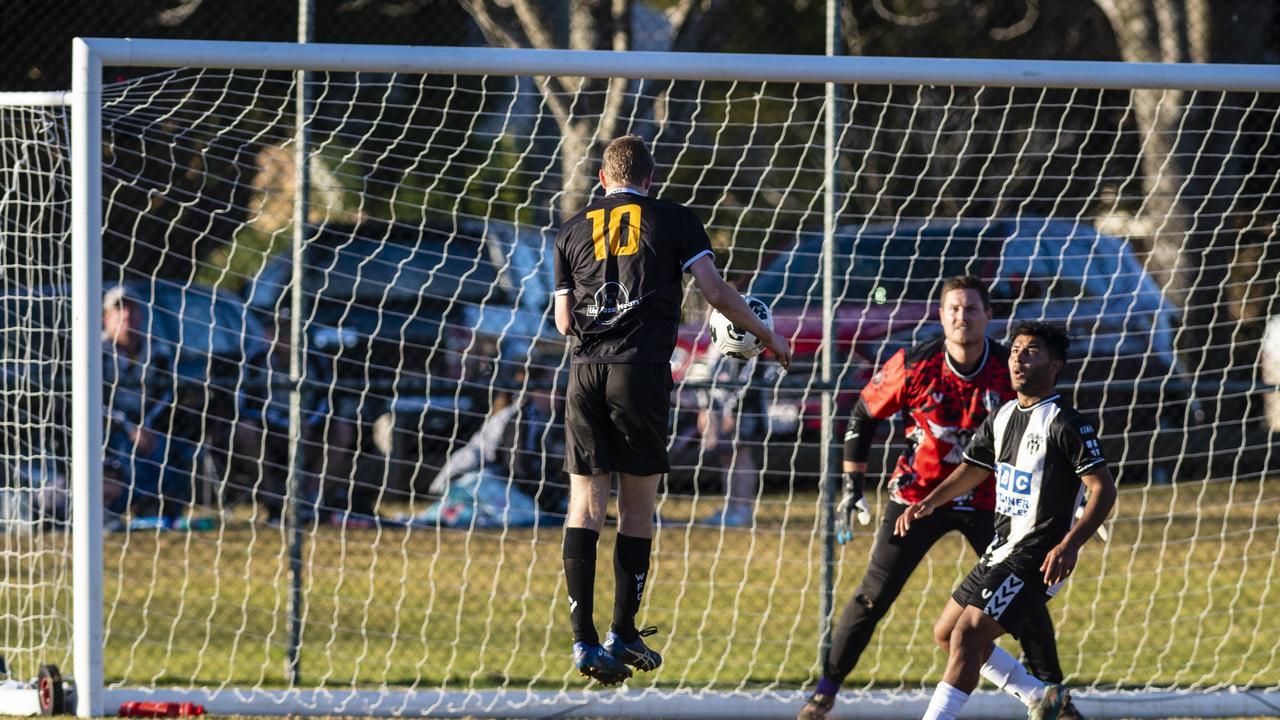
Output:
[102, 285, 193, 524]
[694, 349, 767, 527]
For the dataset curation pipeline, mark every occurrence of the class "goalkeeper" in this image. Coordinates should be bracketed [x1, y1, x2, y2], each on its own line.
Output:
[799, 276, 1083, 720]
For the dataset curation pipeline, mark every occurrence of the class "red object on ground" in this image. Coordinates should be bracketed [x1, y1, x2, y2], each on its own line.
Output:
[118, 701, 205, 717]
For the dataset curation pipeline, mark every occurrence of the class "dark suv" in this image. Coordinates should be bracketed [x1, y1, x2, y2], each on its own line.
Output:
[244, 219, 560, 499]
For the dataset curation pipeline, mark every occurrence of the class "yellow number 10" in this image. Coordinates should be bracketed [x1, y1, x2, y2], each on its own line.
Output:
[587, 204, 642, 261]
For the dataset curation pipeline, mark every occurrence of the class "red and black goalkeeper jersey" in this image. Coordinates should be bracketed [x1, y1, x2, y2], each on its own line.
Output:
[848, 336, 1013, 510]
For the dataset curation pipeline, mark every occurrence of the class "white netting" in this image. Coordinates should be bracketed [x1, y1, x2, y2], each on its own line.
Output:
[0, 95, 73, 682]
[15, 53, 1280, 717]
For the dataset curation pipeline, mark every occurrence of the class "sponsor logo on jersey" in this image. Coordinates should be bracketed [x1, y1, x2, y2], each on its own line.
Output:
[995, 462, 1033, 517]
[585, 281, 640, 325]
[1085, 438, 1103, 458]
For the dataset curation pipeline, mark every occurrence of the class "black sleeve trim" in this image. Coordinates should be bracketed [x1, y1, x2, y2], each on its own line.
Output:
[961, 453, 996, 471]
[843, 396, 881, 464]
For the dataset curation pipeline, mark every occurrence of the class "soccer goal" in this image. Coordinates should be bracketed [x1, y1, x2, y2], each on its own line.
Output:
[4, 40, 1279, 718]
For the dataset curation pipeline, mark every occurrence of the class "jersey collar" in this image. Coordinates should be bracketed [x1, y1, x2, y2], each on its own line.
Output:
[944, 337, 989, 380]
[1015, 394, 1061, 412]
[606, 187, 647, 197]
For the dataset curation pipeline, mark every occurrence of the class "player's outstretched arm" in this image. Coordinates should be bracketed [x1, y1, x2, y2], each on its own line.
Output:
[1041, 466, 1116, 584]
[894, 462, 990, 536]
[687, 256, 791, 368]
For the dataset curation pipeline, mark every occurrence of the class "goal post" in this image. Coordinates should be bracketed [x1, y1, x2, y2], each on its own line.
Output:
[71, 40, 106, 718]
[27, 37, 1280, 718]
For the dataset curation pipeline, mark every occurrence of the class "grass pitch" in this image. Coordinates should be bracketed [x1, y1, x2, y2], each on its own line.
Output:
[3, 478, 1277, 697]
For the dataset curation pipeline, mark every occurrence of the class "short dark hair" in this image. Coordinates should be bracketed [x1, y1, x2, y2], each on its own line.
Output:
[939, 275, 990, 310]
[601, 135, 654, 186]
[1011, 321, 1071, 363]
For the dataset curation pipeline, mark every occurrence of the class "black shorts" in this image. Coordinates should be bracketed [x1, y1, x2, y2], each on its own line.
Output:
[564, 362, 673, 476]
[952, 554, 1060, 638]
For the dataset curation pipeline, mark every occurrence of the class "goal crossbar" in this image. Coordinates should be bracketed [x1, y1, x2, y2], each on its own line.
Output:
[74, 37, 1280, 90]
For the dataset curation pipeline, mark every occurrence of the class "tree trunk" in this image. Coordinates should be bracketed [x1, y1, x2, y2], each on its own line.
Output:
[1094, 0, 1192, 296]
[1098, 0, 1280, 373]
[462, 0, 735, 220]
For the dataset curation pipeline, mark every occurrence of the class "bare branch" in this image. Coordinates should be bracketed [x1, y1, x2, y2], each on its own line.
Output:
[510, 0, 563, 50]
[155, 0, 206, 27]
[667, 0, 699, 34]
[842, 0, 864, 55]
[456, 0, 529, 50]
[457, 0, 574, 108]
[668, 0, 734, 52]
[336, 0, 375, 12]
[871, 0, 942, 27]
[989, 0, 1040, 41]
[536, 76, 573, 134]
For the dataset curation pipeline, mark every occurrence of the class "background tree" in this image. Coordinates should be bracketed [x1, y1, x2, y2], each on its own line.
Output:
[0, 0, 479, 282]
[457, 0, 738, 219]
[835, 0, 1280, 375]
[1094, 0, 1280, 375]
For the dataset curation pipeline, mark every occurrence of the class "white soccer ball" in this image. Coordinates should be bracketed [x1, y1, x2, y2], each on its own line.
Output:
[709, 295, 772, 359]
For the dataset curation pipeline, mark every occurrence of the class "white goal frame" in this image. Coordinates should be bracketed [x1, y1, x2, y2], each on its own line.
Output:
[62, 38, 1280, 718]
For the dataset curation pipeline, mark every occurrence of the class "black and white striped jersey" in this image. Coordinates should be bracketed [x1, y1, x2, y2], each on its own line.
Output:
[962, 394, 1107, 565]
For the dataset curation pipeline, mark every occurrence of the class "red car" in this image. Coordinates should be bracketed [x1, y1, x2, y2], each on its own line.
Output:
[672, 218, 1188, 483]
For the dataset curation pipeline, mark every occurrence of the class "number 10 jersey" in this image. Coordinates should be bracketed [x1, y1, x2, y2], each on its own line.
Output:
[554, 189, 713, 364]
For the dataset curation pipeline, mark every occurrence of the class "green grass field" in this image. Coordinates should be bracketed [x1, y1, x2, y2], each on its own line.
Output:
[4, 478, 1278, 701]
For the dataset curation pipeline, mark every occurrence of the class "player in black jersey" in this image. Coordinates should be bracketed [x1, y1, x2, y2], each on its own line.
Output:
[897, 322, 1116, 720]
[553, 135, 791, 685]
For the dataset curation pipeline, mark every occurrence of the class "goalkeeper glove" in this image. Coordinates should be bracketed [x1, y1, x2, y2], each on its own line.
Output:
[834, 471, 872, 545]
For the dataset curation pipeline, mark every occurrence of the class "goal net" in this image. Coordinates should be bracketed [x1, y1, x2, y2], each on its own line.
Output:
[8, 42, 1280, 718]
[0, 92, 73, 688]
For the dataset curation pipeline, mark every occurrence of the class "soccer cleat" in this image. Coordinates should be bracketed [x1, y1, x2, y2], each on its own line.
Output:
[573, 641, 632, 686]
[603, 626, 663, 672]
[1058, 698, 1087, 720]
[1028, 683, 1070, 720]
[697, 503, 754, 528]
[796, 692, 835, 720]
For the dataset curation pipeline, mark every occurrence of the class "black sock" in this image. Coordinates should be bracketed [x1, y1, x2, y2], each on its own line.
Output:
[563, 527, 600, 646]
[611, 533, 652, 643]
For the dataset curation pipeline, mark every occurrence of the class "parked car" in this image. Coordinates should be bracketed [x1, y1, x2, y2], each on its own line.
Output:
[673, 217, 1189, 483]
[244, 218, 562, 500]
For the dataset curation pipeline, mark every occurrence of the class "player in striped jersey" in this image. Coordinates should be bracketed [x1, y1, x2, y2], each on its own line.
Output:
[897, 322, 1117, 720]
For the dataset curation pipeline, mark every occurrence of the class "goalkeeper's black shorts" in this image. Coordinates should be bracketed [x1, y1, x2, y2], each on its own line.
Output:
[563, 362, 672, 476]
